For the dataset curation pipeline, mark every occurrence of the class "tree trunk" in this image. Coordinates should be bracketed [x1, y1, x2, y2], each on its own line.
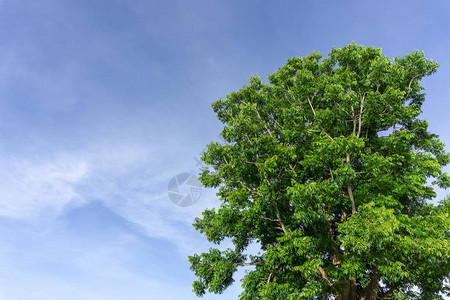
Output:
[362, 268, 381, 300]
[338, 278, 357, 300]
[337, 269, 381, 300]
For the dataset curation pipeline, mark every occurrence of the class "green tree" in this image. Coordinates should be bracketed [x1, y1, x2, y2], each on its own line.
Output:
[189, 43, 450, 299]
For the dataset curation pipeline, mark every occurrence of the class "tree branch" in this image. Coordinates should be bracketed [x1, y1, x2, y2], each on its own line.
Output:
[357, 92, 366, 138]
[318, 266, 333, 286]
[351, 106, 357, 134]
[307, 95, 316, 115]
[237, 180, 263, 197]
[403, 75, 416, 101]
[266, 272, 273, 284]
[268, 114, 283, 130]
[273, 196, 287, 234]
[379, 286, 395, 299]
[254, 106, 273, 137]
[262, 216, 279, 222]
[346, 153, 357, 215]
[235, 262, 264, 267]
[361, 267, 381, 300]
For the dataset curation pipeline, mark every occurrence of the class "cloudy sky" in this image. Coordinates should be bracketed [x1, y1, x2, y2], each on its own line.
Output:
[0, 1, 449, 299]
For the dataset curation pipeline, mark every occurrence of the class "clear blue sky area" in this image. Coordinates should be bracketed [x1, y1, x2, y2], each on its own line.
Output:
[0, 1, 449, 299]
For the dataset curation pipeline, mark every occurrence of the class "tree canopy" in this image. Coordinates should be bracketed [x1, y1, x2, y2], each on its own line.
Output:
[189, 43, 450, 299]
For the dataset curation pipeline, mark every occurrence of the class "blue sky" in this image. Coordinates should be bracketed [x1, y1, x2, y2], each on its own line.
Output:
[0, 0, 449, 299]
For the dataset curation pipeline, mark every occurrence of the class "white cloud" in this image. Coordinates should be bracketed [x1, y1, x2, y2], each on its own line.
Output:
[89, 163, 220, 256]
[0, 154, 88, 219]
[0, 125, 215, 257]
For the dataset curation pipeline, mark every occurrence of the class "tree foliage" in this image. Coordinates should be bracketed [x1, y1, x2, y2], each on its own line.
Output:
[189, 43, 450, 299]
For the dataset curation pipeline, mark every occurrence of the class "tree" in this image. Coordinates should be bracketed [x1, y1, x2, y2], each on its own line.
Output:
[189, 43, 450, 299]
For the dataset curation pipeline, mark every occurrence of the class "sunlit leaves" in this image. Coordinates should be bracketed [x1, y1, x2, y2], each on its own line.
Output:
[190, 43, 449, 299]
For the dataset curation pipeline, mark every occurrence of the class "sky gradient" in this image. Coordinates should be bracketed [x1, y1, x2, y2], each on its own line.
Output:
[0, 1, 449, 299]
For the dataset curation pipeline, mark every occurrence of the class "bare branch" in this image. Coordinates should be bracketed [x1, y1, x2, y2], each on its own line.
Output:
[268, 114, 283, 130]
[403, 76, 416, 101]
[262, 216, 279, 222]
[319, 266, 333, 286]
[273, 196, 287, 234]
[351, 106, 357, 134]
[235, 262, 264, 267]
[306, 95, 316, 115]
[237, 180, 263, 197]
[307, 129, 334, 141]
[346, 154, 357, 215]
[254, 106, 273, 137]
[357, 92, 366, 138]
[288, 163, 297, 174]
[377, 124, 394, 133]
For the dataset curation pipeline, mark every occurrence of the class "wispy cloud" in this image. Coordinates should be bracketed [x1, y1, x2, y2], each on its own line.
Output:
[0, 130, 218, 256]
[0, 154, 88, 219]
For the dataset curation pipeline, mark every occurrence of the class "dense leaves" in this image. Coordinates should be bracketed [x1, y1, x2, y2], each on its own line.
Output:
[189, 43, 450, 299]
